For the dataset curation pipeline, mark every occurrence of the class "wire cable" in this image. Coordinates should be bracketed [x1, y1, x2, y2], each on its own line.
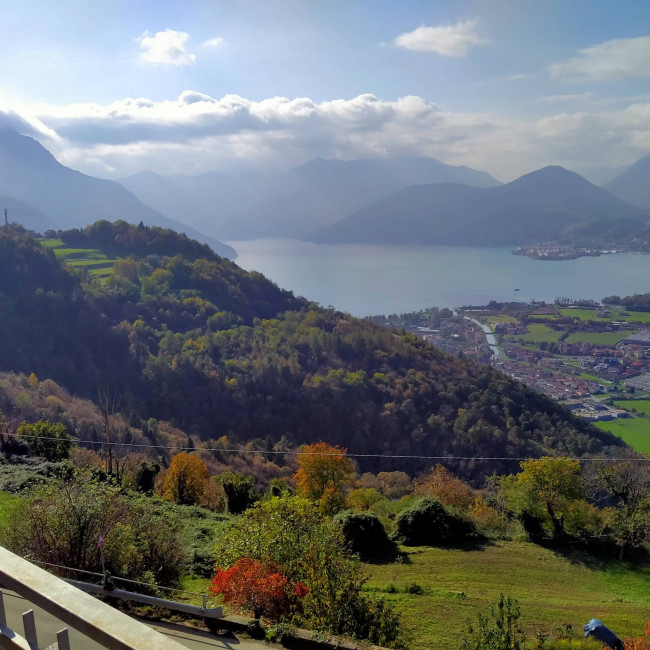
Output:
[5, 432, 649, 462]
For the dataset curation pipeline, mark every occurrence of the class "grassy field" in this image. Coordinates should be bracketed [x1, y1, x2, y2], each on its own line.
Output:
[512, 324, 563, 344]
[487, 315, 519, 324]
[364, 541, 650, 650]
[0, 491, 20, 529]
[565, 330, 634, 345]
[595, 418, 650, 452]
[614, 400, 650, 417]
[40, 238, 117, 277]
[556, 307, 650, 324]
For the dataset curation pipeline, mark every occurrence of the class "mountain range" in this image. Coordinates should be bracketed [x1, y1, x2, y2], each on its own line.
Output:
[3, 125, 650, 253]
[0, 128, 236, 259]
[120, 156, 501, 240]
[312, 166, 647, 246]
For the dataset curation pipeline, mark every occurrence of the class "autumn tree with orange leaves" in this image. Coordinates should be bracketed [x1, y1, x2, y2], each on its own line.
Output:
[162, 452, 209, 505]
[210, 557, 307, 620]
[293, 442, 355, 514]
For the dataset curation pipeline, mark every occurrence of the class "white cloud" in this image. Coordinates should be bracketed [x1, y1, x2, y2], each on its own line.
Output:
[8, 92, 650, 181]
[394, 18, 488, 57]
[137, 29, 196, 66]
[202, 37, 224, 49]
[549, 36, 650, 82]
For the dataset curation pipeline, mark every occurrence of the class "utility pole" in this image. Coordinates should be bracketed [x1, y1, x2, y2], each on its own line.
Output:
[3, 208, 7, 228]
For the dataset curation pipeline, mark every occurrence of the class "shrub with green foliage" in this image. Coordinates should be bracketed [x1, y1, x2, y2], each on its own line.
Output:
[334, 510, 396, 561]
[1, 474, 188, 587]
[218, 471, 255, 514]
[461, 594, 526, 650]
[215, 495, 404, 647]
[17, 420, 73, 462]
[395, 497, 476, 546]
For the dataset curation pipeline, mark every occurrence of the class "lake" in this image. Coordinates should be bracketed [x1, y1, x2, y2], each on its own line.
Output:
[228, 239, 650, 317]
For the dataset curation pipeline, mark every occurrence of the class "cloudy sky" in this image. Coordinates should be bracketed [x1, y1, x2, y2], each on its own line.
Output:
[1, 0, 650, 181]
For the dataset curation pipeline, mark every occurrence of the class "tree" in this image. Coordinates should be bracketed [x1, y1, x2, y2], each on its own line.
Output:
[395, 497, 475, 546]
[162, 452, 209, 505]
[346, 487, 383, 511]
[217, 471, 254, 514]
[294, 442, 355, 515]
[498, 457, 585, 539]
[377, 471, 412, 499]
[595, 458, 650, 559]
[333, 511, 396, 561]
[16, 420, 73, 462]
[414, 464, 475, 510]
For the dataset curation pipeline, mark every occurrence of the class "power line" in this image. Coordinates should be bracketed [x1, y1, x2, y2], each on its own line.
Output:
[5, 432, 650, 462]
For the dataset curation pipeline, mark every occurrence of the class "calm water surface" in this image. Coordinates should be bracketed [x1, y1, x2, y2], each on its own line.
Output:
[228, 239, 650, 317]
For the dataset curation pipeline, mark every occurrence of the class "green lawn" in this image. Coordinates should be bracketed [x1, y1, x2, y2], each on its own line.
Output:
[559, 308, 599, 320]
[512, 324, 563, 344]
[565, 330, 634, 345]
[614, 400, 650, 417]
[39, 238, 118, 277]
[364, 541, 650, 650]
[487, 315, 519, 325]
[0, 491, 20, 530]
[558, 307, 650, 324]
[595, 417, 650, 452]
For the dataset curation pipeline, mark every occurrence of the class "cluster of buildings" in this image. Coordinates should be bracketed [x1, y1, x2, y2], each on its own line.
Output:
[565, 400, 631, 422]
[498, 360, 603, 400]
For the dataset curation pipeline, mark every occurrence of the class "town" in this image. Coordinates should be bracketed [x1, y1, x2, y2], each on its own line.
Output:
[371, 299, 650, 449]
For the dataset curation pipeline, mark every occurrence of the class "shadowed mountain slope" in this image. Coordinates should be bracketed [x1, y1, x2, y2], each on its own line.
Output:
[0, 128, 236, 259]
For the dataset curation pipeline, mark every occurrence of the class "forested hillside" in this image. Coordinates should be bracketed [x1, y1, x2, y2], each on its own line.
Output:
[0, 222, 622, 479]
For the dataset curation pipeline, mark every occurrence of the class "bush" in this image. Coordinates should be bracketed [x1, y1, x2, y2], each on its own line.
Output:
[461, 594, 526, 650]
[214, 495, 405, 647]
[334, 510, 397, 561]
[395, 497, 476, 546]
[1, 474, 188, 587]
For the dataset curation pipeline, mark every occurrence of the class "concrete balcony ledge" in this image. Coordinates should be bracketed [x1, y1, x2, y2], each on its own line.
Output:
[0, 546, 185, 649]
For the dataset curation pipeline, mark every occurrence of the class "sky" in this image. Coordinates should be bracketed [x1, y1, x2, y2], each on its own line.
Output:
[1, 0, 650, 181]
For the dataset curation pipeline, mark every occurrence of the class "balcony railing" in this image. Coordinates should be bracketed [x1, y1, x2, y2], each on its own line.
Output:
[0, 545, 187, 649]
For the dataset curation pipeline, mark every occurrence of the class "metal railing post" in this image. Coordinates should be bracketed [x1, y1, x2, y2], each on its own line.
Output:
[56, 628, 71, 650]
[22, 610, 37, 646]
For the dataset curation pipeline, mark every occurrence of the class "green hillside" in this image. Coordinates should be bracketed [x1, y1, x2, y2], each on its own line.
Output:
[0, 221, 623, 480]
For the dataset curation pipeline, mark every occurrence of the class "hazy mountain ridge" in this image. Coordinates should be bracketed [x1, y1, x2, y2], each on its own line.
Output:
[120, 156, 501, 240]
[0, 129, 236, 259]
[313, 166, 645, 246]
[604, 153, 650, 210]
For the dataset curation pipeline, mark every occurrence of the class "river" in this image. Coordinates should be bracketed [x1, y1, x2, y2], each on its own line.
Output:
[228, 239, 650, 317]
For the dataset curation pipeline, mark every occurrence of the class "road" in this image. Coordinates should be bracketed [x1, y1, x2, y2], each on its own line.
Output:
[1, 589, 269, 649]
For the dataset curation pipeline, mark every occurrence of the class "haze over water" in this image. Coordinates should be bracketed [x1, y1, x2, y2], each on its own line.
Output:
[230, 239, 650, 317]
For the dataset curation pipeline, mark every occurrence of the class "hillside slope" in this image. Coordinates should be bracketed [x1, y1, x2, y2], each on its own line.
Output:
[0, 222, 622, 479]
[605, 153, 650, 210]
[0, 128, 236, 259]
[314, 166, 643, 246]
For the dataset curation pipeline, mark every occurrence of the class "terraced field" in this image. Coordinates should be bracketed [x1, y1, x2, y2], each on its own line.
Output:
[41, 239, 117, 278]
